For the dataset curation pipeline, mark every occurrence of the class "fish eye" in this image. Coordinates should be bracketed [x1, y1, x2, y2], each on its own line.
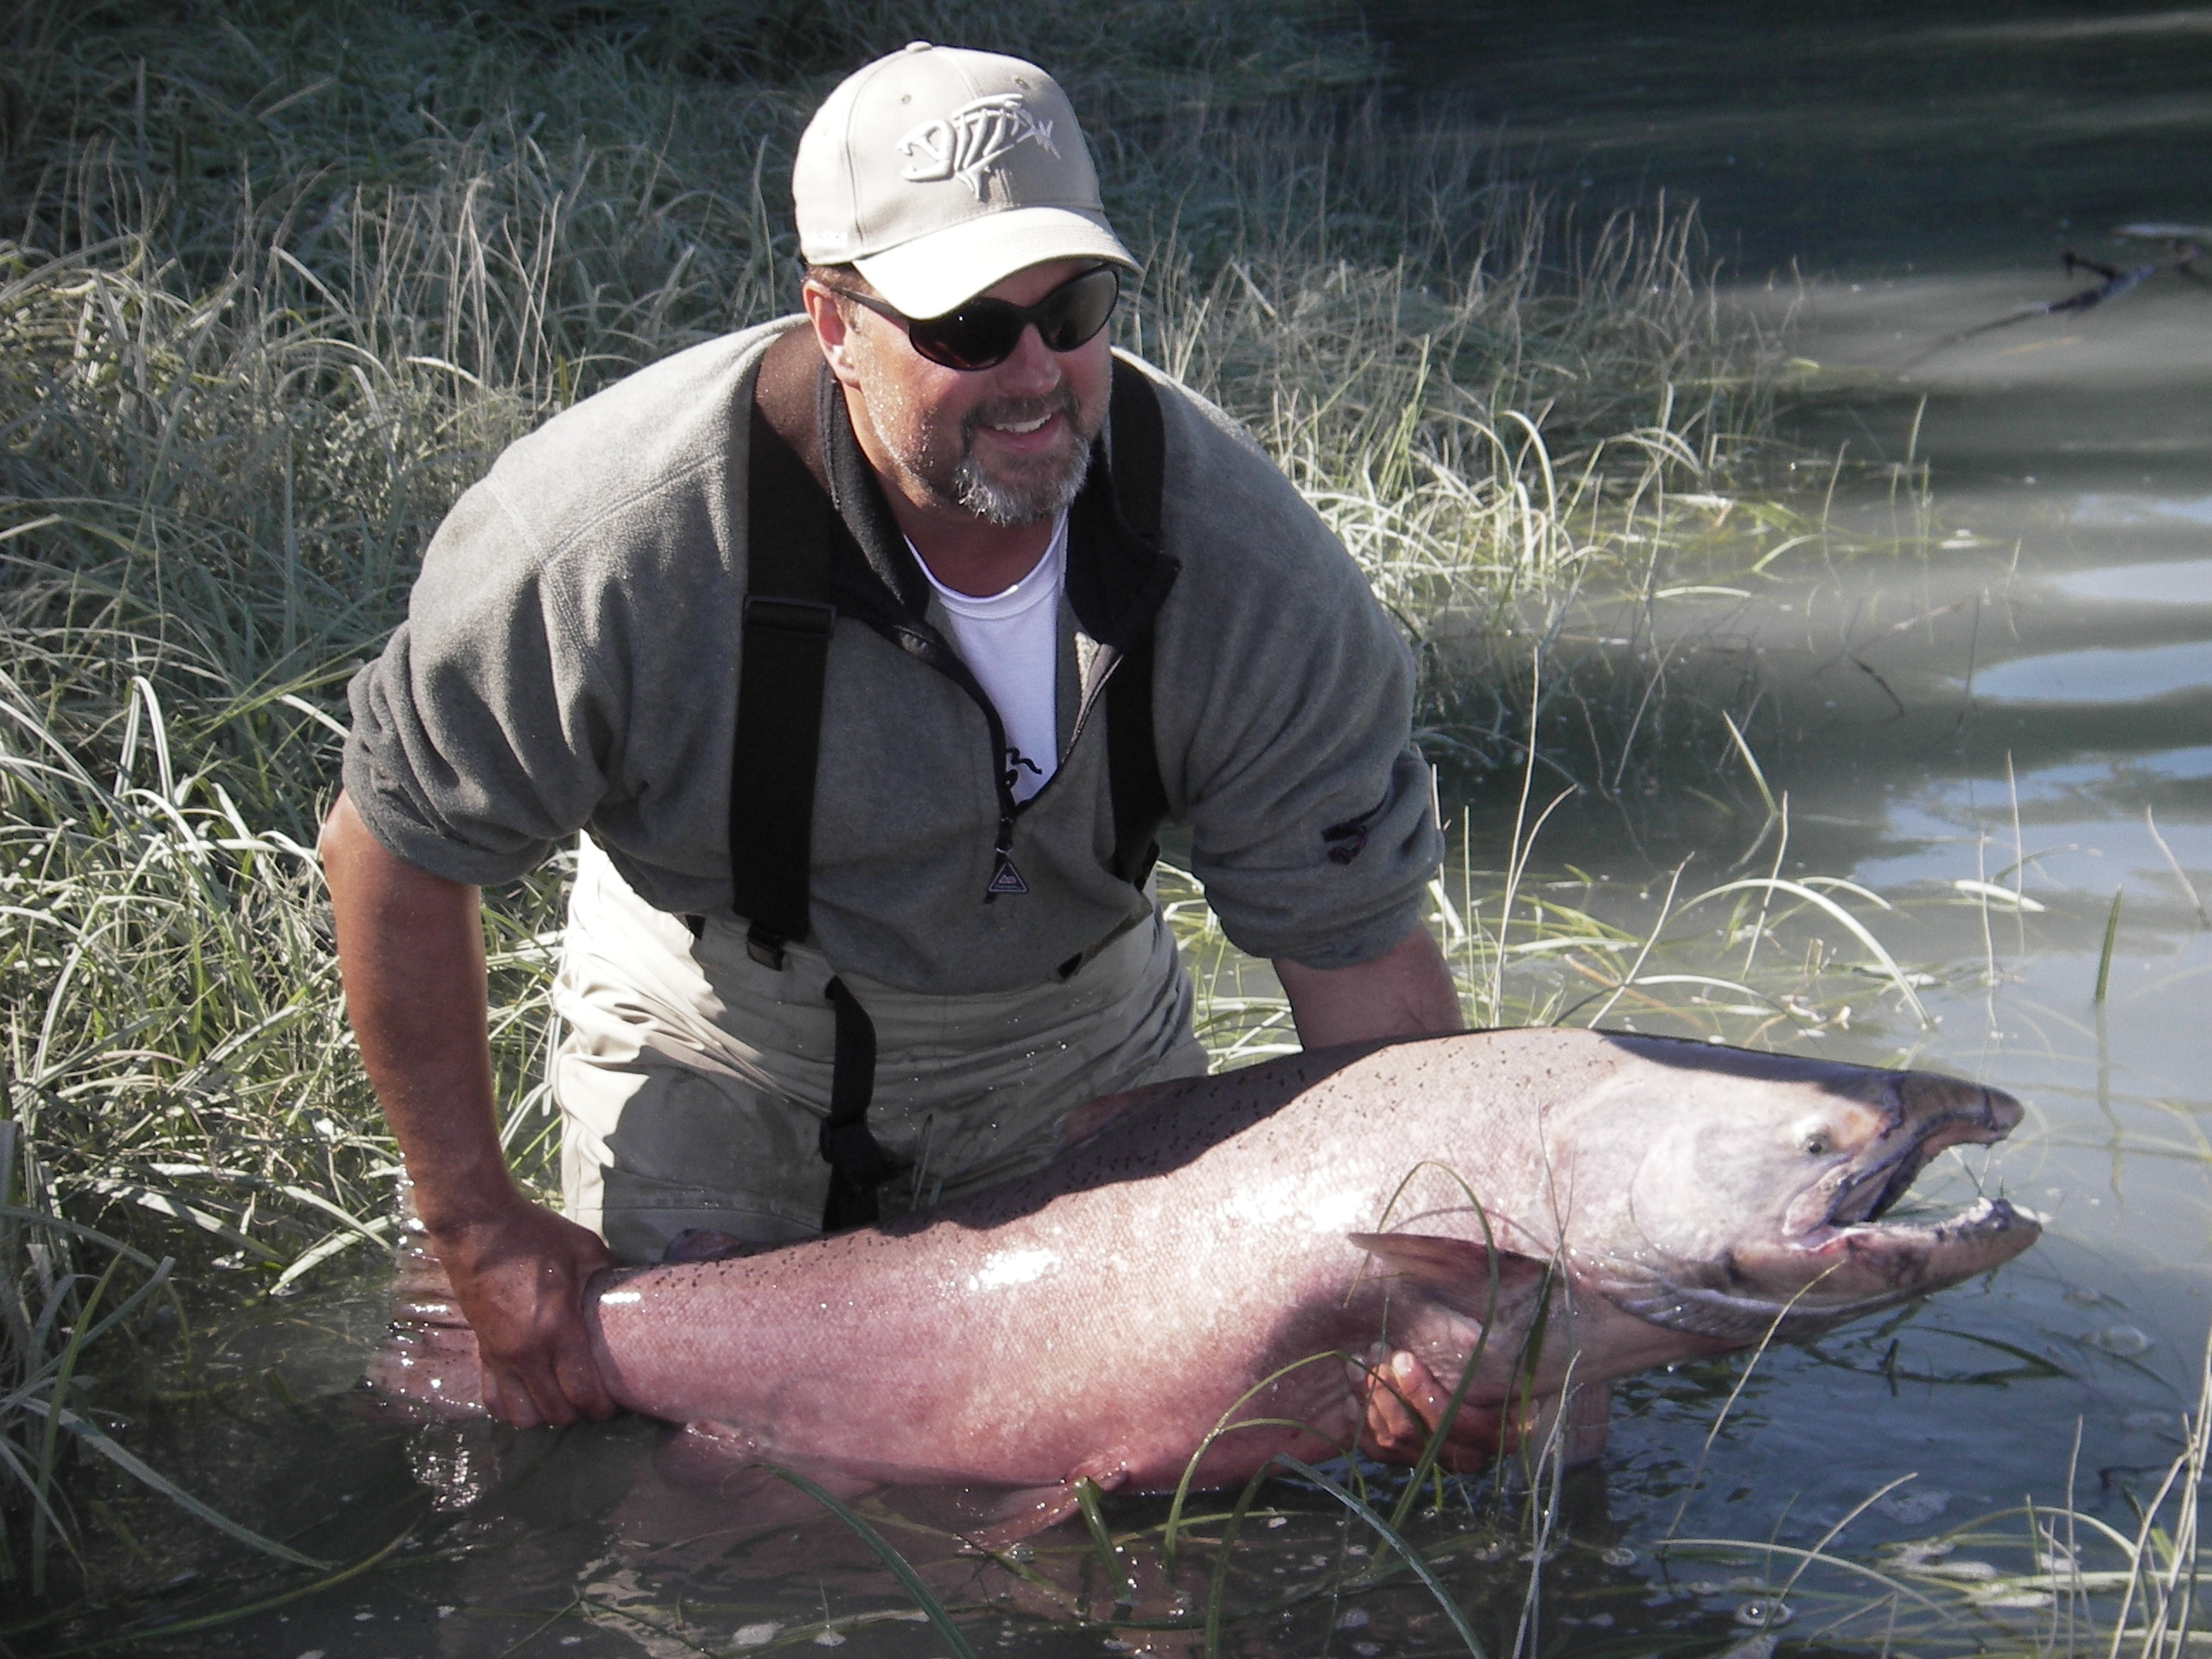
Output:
[1802, 1132, 1833, 1158]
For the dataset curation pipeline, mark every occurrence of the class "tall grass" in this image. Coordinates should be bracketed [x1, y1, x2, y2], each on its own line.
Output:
[0, 0, 1799, 1605]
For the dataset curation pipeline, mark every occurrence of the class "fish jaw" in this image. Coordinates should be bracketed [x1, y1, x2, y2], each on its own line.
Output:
[1610, 1195, 2040, 1344]
[1777, 1075, 2024, 1237]
[1770, 1194, 2040, 1332]
[1750, 1077, 2040, 1332]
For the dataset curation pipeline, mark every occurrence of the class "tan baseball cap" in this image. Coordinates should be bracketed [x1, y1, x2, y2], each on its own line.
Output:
[793, 42, 1137, 320]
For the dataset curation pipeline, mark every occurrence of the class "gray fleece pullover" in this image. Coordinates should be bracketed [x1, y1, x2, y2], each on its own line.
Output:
[343, 318, 1441, 996]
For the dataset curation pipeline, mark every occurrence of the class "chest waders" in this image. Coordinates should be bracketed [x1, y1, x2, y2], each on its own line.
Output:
[730, 327, 1174, 1232]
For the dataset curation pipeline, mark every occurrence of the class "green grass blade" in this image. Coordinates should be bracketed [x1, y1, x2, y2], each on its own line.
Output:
[1074, 1475, 1130, 1610]
[31, 1252, 124, 1593]
[2096, 887, 2124, 1003]
[1203, 1462, 1277, 1659]
[21, 1402, 327, 1568]
[1272, 1456, 1487, 1657]
[1679, 876, 1930, 1025]
[760, 1463, 980, 1659]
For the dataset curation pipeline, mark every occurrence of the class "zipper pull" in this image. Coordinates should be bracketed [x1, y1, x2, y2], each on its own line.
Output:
[986, 817, 1028, 897]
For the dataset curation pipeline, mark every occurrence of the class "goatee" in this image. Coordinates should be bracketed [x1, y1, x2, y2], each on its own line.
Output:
[950, 391, 1093, 527]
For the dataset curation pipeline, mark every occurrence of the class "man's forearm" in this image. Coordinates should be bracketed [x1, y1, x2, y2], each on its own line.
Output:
[319, 791, 512, 1227]
[1274, 923, 1464, 1051]
[321, 792, 615, 1426]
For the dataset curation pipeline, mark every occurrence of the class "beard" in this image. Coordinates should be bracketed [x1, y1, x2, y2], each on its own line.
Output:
[857, 365, 1100, 529]
[946, 390, 1096, 527]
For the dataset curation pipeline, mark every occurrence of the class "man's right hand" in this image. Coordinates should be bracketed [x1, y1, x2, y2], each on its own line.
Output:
[321, 792, 619, 1430]
[430, 1194, 618, 1428]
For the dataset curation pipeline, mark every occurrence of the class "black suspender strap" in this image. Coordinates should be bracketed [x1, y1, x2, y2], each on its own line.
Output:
[733, 330, 907, 1230]
[730, 329, 838, 971]
[1105, 359, 1169, 887]
[819, 975, 903, 1230]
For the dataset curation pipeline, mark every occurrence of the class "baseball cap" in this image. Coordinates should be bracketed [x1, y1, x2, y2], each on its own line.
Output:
[792, 42, 1137, 320]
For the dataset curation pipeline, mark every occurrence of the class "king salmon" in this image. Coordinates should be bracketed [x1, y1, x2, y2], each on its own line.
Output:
[370, 1029, 2037, 1530]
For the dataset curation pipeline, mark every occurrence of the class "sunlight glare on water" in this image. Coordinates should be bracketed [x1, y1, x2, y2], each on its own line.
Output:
[1971, 640, 2212, 702]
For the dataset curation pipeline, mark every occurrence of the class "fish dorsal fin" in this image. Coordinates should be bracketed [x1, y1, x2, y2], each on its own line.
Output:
[1347, 1231, 1549, 1319]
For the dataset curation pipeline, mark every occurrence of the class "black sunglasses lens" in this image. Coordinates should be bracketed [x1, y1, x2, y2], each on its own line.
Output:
[1037, 266, 1121, 351]
[909, 267, 1120, 370]
[910, 312, 1021, 372]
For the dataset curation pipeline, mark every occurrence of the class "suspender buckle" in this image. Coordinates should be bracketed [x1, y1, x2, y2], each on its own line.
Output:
[742, 594, 837, 637]
[745, 924, 786, 969]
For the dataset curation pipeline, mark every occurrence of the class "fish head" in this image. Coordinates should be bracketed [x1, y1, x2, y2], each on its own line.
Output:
[1591, 1038, 2039, 1344]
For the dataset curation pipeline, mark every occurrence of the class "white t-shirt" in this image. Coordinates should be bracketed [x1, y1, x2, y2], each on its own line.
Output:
[913, 514, 1066, 804]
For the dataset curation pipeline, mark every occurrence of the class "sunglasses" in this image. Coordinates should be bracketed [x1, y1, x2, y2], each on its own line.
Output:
[820, 264, 1121, 372]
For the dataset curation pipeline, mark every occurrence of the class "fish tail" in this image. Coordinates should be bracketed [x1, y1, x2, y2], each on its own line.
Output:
[363, 1212, 489, 1418]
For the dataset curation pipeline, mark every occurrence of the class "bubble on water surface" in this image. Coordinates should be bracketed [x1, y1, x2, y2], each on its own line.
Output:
[2093, 1324, 2153, 1356]
[1735, 1599, 1793, 1629]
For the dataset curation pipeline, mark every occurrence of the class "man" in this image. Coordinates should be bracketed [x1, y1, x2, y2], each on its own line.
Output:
[323, 43, 1473, 1458]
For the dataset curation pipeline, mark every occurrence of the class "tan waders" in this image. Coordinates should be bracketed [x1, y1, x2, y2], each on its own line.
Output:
[553, 837, 1207, 1264]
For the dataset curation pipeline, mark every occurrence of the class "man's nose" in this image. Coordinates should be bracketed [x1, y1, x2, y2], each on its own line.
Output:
[990, 322, 1063, 395]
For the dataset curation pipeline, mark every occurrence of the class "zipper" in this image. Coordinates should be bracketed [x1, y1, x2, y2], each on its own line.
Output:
[868, 614, 1027, 899]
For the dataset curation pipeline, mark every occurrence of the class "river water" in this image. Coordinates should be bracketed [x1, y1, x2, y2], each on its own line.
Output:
[1389, 0, 2212, 1649]
[64, 7, 2212, 1656]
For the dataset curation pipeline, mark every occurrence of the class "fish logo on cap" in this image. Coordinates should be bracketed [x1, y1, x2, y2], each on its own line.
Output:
[896, 94, 1059, 199]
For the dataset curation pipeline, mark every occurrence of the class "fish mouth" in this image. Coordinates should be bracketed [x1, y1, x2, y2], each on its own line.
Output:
[1819, 1084, 2024, 1231]
[1777, 1081, 2039, 1311]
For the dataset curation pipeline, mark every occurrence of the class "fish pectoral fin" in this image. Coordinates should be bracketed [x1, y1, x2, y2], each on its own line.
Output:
[963, 1459, 1129, 1552]
[965, 1484, 1084, 1549]
[1347, 1231, 1549, 1319]
[1516, 1379, 1612, 1466]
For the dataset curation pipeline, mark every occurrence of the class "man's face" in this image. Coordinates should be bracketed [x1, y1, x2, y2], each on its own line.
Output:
[815, 258, 1112, 529]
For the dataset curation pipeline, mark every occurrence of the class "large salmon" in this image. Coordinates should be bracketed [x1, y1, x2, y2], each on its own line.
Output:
[371, 1029, 2037, 1529]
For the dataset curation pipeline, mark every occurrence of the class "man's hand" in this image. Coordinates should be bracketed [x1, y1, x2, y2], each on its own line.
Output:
[321, 791, 619, 1428]
[431, 1196, 617, 1428]
[1358, 1350, 1506, 1473]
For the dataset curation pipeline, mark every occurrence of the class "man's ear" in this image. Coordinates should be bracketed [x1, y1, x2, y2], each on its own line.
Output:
[800, 283, 862, 390]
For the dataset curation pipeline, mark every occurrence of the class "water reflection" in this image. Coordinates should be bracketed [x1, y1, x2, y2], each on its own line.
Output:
[1369, 2, 2212, 276]
[2053, 556, 2212, 601]
[1972, 640, 2212, 702]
